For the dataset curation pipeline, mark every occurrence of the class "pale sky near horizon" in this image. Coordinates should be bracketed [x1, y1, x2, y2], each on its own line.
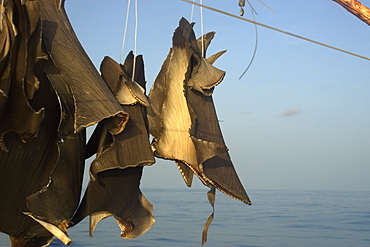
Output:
[65, 0, 370, 192]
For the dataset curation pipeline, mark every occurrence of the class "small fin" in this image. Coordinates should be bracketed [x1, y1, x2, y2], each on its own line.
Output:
[89, 211, 112, 237]
[196, 31, 215, 56]
[206, 50, 227, 65]
[176, 161, 194, 187]
[188, 58, 225, 96]
[125, 79, 150, 107]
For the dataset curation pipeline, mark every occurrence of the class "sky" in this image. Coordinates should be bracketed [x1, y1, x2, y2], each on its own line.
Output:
[64, 0, 370, 192]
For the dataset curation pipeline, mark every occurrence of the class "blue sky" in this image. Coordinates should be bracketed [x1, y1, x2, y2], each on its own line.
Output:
[65, 0, 370, 191]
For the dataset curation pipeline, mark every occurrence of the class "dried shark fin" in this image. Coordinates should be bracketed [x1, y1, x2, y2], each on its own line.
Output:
[38, 0, 128, 133]
[88, 191, 154, 239]
[0, 72, 61, 246]
[101, 55, 149, 107]
[24, 66, 86, 246]
[148, 18, 199, 173]
[148, 18, 251, 244]
[175, 160, 194, 187]
[88, 54, 153, 179]
[188, 51, 226, 96]
[187, 36, 251, 205]
[148, 17, 250, 204]
[24, 0, 47, 99]
[188, 32, 226, 96]
[0, 3, 53, 244]
[72, 168, 155, 240]
[0, 0, 129, 246]
[73, 53, 155, 240]
[0, 0, 46, 151]
[0, 0, 16, 119]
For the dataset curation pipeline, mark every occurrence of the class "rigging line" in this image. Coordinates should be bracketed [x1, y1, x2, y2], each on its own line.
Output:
[190, 0, 195, 22]
[200, 0, 204, 57]
[246, 0, 258, 15]
[257, 0, 276, 13]
[181, 0, 370, 62]
[239, 7, 258, 79]
[132, 0, 138, 82]
[120, 0, 131, 64]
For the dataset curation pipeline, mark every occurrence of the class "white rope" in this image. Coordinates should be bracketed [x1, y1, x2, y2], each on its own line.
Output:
[120, 0, 131, 64]
[200, 0, 204, 57]
[190, 0, 195, 22]
[132, 0, 138, 81]
[188, 0, 205, 57]
[239, 7, 258, 79]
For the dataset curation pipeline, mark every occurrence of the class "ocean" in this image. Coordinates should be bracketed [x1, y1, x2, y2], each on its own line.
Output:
[1, 189, 369, 247]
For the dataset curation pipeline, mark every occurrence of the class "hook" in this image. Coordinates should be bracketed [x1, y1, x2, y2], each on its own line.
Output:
[239, 0, 245, 16]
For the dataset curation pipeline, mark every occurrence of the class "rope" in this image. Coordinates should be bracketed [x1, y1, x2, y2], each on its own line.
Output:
[120, 0, 131, 64]
[132, 0, 138, 81]
[239, 7, 258, 79]
[181, 0, 370, 62]
[200, 0, 204, 57]
[190, 0, 195, 22]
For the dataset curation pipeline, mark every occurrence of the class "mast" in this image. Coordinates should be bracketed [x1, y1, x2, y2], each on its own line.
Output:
[332, 0, 370, 25]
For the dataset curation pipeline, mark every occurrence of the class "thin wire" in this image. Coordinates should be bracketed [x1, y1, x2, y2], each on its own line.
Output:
[200, 0, 204, 57]
[257, 0, 276, 13]
[120, 0, 131, 64]
[181, 0, 370, 62]
[246, 0, 258, 15]
[239, 7, 258, 79]
[132, 0, 138, 82]
[190, 0, 195, 22]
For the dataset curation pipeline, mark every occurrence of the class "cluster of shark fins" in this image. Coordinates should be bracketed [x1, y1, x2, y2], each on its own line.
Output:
[0, 1, 250, 246]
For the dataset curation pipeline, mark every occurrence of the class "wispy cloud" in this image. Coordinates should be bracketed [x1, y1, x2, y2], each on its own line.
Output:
[240, 111, 253, 115]
[280, 108, 302, 117]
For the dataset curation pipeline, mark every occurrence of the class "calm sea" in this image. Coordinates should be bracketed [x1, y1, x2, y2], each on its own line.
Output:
[1, 189, 369, 247]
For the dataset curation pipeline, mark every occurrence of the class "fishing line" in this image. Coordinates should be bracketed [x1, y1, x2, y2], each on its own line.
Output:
[239, 6, 258, 79]
[257, 0, 276, 13]
[239, 0, 274, 79]
[190, 0, 205, 56]
[132, 0, 138, 81]
[181, 0, 370, 62]
[200, 0, 204, 57]
[190, 0, 195, 22]
[120, 0, 131, 64]
[246, 0, 258, 15]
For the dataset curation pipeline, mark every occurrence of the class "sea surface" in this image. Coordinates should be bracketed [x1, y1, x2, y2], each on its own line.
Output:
[1, 189, 369, 247]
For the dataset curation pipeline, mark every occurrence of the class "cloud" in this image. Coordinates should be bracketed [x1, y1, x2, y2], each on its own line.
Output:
[240, 111, 253, 115]
[280, 108, 302, 117]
